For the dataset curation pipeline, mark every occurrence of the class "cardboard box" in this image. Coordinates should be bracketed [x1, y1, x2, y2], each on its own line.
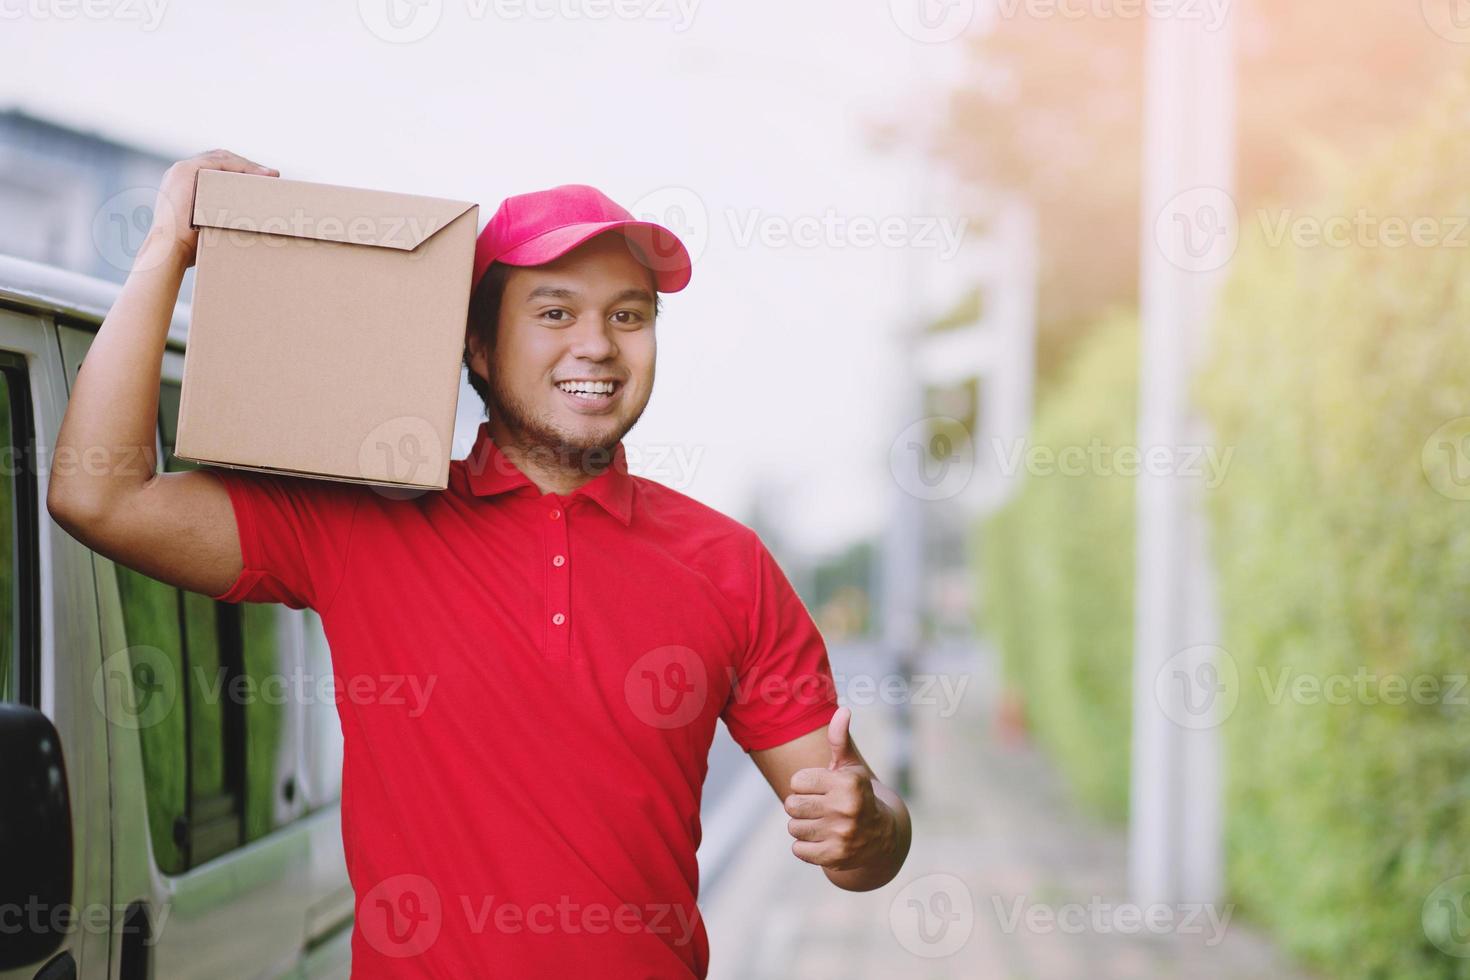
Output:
[175, 170, 479, 490]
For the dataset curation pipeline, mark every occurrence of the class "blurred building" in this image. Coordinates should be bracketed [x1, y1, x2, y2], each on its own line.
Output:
[0, 108, 188, 295]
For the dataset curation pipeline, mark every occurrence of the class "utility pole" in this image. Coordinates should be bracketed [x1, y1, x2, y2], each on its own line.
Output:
[1129, 5, 1236, 906]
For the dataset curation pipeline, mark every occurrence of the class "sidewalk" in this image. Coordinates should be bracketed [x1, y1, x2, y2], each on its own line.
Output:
[701, 644, 1314, 980]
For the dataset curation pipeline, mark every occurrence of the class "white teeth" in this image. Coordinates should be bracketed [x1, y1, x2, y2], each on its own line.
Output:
[556, 380, 616, 395]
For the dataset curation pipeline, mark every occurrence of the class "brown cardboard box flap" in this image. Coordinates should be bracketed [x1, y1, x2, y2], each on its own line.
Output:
[192, 169, 476, 251]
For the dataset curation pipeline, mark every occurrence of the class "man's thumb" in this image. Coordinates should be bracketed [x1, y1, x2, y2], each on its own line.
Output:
[827, 706, 856, 770]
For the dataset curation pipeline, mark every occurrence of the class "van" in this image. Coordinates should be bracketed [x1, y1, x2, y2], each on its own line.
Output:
[0, 254, 353, 979]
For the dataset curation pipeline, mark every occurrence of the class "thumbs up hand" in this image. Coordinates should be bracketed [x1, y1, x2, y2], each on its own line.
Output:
[784, 707, 897, 872]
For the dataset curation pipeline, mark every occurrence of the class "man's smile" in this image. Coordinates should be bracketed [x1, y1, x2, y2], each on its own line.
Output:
[554, 376, 626, 413]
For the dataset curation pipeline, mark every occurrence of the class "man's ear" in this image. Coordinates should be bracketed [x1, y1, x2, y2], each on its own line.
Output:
[464, 330, 488, 377]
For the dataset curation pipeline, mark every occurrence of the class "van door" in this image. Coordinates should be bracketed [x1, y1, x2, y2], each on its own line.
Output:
[0, 308, 112, 980]
[56, 323, 317, 979]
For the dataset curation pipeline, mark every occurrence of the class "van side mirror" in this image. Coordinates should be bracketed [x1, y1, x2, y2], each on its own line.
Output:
[0, 702, 75, 969]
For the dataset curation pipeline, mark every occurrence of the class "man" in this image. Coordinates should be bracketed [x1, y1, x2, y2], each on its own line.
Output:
[48, 149, 912, 978]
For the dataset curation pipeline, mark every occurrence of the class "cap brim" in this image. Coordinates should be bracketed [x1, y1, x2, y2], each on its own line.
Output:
[497, 220, 692, 293]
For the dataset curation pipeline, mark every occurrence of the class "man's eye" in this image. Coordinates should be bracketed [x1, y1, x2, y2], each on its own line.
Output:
[541, 309, 570, 322]
[612, 310, 646, 325]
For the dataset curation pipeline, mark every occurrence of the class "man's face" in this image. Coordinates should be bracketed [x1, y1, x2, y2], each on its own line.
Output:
[468, 231, 658, 462]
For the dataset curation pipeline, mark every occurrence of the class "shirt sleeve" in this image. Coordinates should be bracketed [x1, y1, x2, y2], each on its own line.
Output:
[203, 466, 364, 612]
[720, 531, 839, 752]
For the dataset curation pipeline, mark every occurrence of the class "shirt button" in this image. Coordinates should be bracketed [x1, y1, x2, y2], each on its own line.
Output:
[549, 508, 562, 520]
[552, 554, 566, 567]
[552, 613, 566, 626]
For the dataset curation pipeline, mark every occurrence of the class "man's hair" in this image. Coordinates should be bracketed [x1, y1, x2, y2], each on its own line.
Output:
[461, 249, 664, 417]
[463, 261, 515, 415]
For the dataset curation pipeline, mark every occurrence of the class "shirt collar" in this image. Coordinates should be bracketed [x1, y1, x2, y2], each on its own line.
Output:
[463, 422, 635, 526]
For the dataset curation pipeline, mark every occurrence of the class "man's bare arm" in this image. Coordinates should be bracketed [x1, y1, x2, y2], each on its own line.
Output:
[46, 149, 280, 598]
[750, 707, 913, 892]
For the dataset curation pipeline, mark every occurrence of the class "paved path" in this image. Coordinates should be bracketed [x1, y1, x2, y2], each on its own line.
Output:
[700, 644, 1315, 980]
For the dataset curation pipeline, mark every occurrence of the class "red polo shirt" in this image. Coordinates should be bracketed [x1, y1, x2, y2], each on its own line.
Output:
[205, 421, 839, 979]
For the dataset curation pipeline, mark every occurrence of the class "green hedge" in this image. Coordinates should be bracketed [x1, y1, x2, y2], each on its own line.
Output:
[1198, 81, 1470, 980]
[979, 79, 1470, 980]
[978, 310, 1137, 820]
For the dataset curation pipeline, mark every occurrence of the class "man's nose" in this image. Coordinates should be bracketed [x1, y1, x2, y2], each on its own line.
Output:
[568, 318, 618, 360]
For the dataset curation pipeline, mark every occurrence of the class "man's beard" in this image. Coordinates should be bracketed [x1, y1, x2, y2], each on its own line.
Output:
[485, 366, 642, 474]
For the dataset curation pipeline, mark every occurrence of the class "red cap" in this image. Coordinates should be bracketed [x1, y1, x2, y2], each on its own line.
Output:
[471, 184, 692, 295]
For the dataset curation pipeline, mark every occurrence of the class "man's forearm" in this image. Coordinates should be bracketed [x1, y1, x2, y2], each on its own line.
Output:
[49, 230, 187, 517]
[824, 777, 912, 892]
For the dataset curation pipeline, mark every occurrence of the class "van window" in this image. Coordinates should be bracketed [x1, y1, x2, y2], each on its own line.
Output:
[302, 608, 343, 807]
[121, 381, 297, 873]
[0, 356, 39, 706]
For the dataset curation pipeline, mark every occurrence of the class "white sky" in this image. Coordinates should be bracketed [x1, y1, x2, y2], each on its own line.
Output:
[0, 0, 976, 555]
